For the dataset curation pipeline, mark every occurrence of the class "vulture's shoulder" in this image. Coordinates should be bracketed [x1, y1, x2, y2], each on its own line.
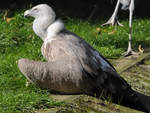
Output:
[41, 32, 80, 61]
[61, 30, 117, 74]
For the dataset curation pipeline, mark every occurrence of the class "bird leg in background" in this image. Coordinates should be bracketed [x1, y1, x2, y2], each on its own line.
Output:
[124, 0, 137, 56]
[101, 0, 123, 26]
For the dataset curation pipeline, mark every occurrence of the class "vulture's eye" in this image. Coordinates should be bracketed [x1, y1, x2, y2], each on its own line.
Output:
[32, 7, 38, 12]
[32, 8, 38, 13]
[33, 8, 38, 11]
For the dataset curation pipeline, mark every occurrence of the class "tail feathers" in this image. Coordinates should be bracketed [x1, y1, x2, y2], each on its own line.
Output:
[120, 90, 150, 113]
[135, 91, 150, 112]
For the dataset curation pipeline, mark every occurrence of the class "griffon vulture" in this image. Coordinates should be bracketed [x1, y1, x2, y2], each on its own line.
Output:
[18, 4, 150, 112]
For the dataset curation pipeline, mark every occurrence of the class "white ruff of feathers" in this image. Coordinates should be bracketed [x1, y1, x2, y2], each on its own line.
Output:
[45, 20, 65, 43]
[44, 20, 65, 48]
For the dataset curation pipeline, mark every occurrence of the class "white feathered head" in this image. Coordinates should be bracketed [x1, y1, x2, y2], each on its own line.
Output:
[24, 4, 58, 40]
[24, 4, 56, 21]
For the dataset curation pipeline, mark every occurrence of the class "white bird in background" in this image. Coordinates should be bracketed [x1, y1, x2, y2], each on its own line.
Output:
[102, 0, 135, 56]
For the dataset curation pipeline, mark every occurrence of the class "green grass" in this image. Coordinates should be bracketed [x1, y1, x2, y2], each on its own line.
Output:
[0, 10, 150, 113]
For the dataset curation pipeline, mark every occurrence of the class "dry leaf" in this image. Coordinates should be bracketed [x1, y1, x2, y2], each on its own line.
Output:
[108, 30, 116, 35]
[96, 27, 101, 33]
[138, 45, 144, 53]
[3, 10, 14, 23]
[95, 27, 101, 39]
[5, 17, 14, 23]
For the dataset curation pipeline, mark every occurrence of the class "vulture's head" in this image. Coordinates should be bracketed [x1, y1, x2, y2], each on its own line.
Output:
[24, 4, 59, 40]
[24, 4, 56, 20]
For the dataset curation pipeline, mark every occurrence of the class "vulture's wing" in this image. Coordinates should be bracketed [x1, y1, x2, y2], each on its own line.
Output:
[59, 31, 131, 94]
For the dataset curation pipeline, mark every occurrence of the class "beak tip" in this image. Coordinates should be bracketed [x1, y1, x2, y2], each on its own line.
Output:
[24, 10, 30, 17]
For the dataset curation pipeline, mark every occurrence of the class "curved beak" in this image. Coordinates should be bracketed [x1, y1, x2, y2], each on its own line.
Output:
[24, 9, 31, 17]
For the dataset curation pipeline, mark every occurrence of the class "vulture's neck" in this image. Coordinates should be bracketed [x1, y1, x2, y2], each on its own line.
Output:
[45, 19, 64, 42]
[33, 17, 64, 41]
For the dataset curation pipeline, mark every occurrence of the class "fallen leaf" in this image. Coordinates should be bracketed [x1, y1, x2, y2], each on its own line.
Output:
[3, 10, 15, 23]
[95, 27, 101, 38]
[96, 27, 101, 33]
[138, 45, 144, 53]
[5, 17, 15, 23]
[108, 30, 116, 35]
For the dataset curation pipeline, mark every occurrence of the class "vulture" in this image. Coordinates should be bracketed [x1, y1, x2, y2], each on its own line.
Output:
[18, 4, 150, 112]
